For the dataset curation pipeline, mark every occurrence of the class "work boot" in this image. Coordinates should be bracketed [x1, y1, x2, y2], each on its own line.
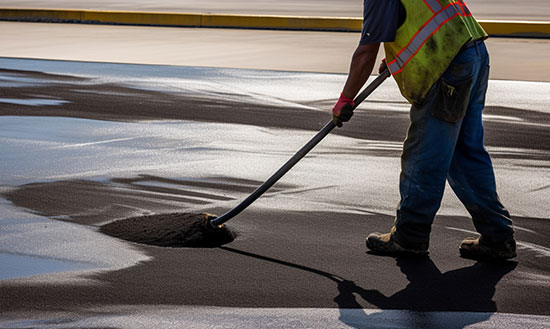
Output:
[366, 228, 429, 257]
[459, 237, 517, 261]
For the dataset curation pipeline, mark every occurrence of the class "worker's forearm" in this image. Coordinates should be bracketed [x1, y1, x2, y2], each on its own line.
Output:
[342, 43, 380, 99]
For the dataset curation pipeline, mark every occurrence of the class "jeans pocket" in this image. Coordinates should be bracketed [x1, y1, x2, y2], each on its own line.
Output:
[431, 76, 473, 123]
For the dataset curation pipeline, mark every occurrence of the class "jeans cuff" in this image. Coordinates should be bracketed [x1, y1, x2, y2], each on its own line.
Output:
[391, 226, 430, 250]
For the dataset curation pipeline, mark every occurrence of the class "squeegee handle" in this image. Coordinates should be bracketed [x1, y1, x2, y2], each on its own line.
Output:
[210, 69, 390, 227]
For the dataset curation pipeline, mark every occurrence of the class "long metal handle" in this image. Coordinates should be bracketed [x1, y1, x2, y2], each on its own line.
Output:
[210, 69, 390, 227]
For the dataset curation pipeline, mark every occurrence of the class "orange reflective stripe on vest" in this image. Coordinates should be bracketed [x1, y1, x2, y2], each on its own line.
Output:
[388, 1, 473, 75]
[457, 0, 472, 16]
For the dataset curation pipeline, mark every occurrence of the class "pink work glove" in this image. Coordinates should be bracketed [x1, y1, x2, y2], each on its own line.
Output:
[332, 93, 354, 127]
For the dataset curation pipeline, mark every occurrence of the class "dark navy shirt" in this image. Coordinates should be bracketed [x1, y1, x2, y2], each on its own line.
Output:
[360, 0, 406, 44]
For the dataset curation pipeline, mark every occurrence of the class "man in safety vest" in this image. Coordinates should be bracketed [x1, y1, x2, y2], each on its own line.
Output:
[332, 0, 516, 260]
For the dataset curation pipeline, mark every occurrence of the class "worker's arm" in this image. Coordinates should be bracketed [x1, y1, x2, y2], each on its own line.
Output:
[343, 43, 381, 99]
[333, 43, 381, 127]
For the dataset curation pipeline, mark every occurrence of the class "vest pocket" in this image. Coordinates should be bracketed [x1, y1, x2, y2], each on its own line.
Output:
[431, 76, 473, 123]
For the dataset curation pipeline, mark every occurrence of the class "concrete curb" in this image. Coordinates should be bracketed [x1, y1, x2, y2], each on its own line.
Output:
[1, 8, 549, 38]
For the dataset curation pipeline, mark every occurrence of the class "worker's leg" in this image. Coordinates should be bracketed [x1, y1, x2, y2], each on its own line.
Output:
[447, 42, 514, 244]
[392, 43, 482, 247]
[393, 92, 461, 247]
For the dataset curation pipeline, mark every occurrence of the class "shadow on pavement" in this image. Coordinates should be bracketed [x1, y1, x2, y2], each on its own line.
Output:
[220, 247, 517, 329]
[336, 258, 517, 329]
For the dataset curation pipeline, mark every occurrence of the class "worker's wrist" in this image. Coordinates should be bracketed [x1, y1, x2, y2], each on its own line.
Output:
[339, 92, 354, 103]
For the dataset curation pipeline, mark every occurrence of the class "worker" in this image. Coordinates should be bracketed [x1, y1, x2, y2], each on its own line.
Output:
[332, 0, 516, 260]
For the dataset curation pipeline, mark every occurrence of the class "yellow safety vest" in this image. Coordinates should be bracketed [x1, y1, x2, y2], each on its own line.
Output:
[384, 0, 487, 104]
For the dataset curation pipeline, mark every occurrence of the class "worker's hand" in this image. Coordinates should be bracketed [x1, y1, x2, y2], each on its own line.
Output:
[332, 93, 354, 128]
[379, 58, 388, 74]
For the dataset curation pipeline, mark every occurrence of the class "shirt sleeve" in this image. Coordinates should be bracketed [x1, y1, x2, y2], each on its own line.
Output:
[359, 0, 404, 45]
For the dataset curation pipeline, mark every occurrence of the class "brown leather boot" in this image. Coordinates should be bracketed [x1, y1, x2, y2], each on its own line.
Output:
[366, 227, 429, 257]
[460, 237, 517, 261]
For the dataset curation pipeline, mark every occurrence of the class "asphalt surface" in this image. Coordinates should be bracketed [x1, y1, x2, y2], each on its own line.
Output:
[1, 0, 549, 21]
[0, 58, 549, 328]
[1, 3, 549, 327]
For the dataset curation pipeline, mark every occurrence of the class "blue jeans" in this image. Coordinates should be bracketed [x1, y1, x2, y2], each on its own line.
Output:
[393, 40, 514, 247]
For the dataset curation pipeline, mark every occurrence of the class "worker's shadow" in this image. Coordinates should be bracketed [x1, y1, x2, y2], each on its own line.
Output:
[221, 247, 517, 329]
[335, 257, 517, 329]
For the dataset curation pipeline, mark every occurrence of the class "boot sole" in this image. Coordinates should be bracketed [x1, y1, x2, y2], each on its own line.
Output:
[366, 239, 429, 258]
[459, 248, 517, 261]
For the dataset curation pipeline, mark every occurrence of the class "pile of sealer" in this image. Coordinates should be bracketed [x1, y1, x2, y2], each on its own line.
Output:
[100, 212, 236, 248]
